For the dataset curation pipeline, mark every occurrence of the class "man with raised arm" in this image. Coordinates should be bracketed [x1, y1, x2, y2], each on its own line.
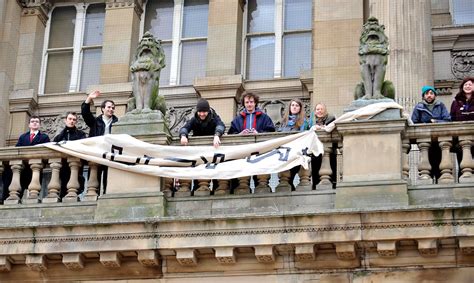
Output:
[81, 90, 118, 137]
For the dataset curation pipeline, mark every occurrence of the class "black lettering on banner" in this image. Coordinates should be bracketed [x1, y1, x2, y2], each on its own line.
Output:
[301, 147, 309, 156]
[164, 157, 197, 167]
[136, 155, 154, 165]
[246, 147, 291, 164]
[101, 145, 135, 165]
[200, 156, 208, 164]
[206, 153, 225, 169]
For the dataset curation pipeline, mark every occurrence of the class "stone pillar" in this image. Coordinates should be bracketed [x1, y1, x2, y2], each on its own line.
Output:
[0, 1, 22, 146]
[101, 1, 143, 84]
[312, 0, 364, 115]
[368, 0, 433, 112]
[335, 119, 409, 208]
[206, 0, 243, 77]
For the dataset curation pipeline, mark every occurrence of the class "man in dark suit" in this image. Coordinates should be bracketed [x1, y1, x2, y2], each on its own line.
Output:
[16, 116, 50, 146]
[2, 116, 50, 201]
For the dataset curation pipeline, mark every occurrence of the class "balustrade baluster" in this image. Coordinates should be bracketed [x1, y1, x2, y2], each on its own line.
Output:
[254, 174, 271, 194]
[64, 158, 81, 202]
[162, 178, 174, 197]
[296, 166, 311, 191]
[402, 140, 411, 182]
[438, 139, 454, 184]
[84, 162, 99, 201]
[194, 179, 211, 196]
[5, 160, 24, 204]
[459, 137, 474, 183]
[175, 179, 191, 197]
[276, 170, 291, 192]
[417, 140, 433, 184]
[317, 145, 333, 190]
[336, 143, 343, 183]
[44, 158, 62, 203]
[25, 159, 43, 204]
[214, 179, 229, 195]
[234, 176, 250, 195]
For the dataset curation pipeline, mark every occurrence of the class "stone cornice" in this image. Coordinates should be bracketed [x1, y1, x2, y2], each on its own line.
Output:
[18, 0, 51, 25]
[105, 0, 144, 16]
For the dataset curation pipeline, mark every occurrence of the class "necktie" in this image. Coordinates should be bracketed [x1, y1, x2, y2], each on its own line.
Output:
[29, 133, 35, 142]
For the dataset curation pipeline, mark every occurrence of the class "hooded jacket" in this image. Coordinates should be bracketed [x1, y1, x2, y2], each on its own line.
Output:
[228, 107, 275, 134]
[450, 93, 474, 121]
[81, 102, 118, 137]
[411, 99, 451, 124]
[179, 108, 225, 137]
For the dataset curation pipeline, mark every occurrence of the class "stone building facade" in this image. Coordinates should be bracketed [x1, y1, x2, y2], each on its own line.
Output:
[0, 0, 474, 282]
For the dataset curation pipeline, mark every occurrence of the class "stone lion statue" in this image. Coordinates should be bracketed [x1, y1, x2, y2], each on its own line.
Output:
[129, 31, 167, 114]
[355, 17, 394, 100]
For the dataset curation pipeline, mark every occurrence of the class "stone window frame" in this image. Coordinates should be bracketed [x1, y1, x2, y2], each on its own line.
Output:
[38, 2, 105, 95]
[141, 0, 209, 86]
[242, 0, 313, 80]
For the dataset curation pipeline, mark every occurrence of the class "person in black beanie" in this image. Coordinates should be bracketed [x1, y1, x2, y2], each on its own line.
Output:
[179, 98, 225, 147]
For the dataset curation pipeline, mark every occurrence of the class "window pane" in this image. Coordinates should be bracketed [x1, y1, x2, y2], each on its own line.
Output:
[180, 41, 207, 85]
[283, 32, 311, 77]
[247, 0, 274, 33]
[80, 48, 102, 91]
[145, 0, 174, 40]
[285, 0, 312, 31]
[453, 0, 474, 25]
[246, 36, 274, 80]
[83, 4, 105, 46]
[182, 0, 209, 38]
[44, 52, 73, 93]
[159, 43, 172, 86]
[49, 6, 76, 48]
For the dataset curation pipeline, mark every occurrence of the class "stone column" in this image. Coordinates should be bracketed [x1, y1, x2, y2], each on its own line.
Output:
[368, 0, 433, 112]
[312, 0, 364, 115]
[193, 0, 245, 124]
[101, 0, 143, 84]
[0, 2, 22, 146]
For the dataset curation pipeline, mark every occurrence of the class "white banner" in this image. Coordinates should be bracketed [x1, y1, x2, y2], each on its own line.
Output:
[44, 130, 323, 180]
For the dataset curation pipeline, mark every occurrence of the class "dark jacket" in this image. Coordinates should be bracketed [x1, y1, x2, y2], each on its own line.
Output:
[309, 113, 336, 127]
[179, 108, 225, 138]
[16, 131, 50, 146]
[411, 100, 451, 124]
[450, 94, 474, 121]
[228, 108, 275, 134]
[53, 126, 87, 142]
[81, 102, 118, 137]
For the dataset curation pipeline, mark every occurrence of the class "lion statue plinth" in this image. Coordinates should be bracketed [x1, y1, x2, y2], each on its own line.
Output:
[129, 31, 167, 115]
[355, 17, 394, 100]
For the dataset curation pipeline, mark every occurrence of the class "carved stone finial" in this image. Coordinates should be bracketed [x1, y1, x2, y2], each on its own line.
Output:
[354, 17, 394, 100]
[129, 31, 167, 115]
[18, 0, 51, 25]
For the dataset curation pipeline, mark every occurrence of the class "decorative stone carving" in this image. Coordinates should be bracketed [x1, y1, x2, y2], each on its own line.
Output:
[354, 17, 394, 100]
[165, 106, 194, 136]
[215, 247, 236, 264]
[18, 0, 51, 25]
[452, 51, 474, 80]
[26, 255, 47, 271]
[254, 246, 276, 263]
[100, 252, 122, 268]
[335, 243, 357, 260]
[0, 256, 12, 272]
[176, 249, 198, 266]
[62, 253, 85, 270]
[418, 239, 438, 257]
[106, 0, 144, 16]
[41, 114, 88, 140]
[129, 32, 166, 114]
[294, 244, 317, 261]
[377, 241, 397, 258]
[137, 250, 160, 267]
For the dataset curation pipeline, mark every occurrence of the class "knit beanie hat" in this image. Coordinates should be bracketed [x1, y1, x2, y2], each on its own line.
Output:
[421, 85, 437, 97]
[196, 99, 210, 112]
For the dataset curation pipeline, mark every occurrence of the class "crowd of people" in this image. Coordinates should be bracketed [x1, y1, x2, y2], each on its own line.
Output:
[4, 77, 474, 198]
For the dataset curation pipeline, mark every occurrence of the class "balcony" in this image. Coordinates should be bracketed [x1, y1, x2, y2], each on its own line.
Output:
[0, 119, 474, 281]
